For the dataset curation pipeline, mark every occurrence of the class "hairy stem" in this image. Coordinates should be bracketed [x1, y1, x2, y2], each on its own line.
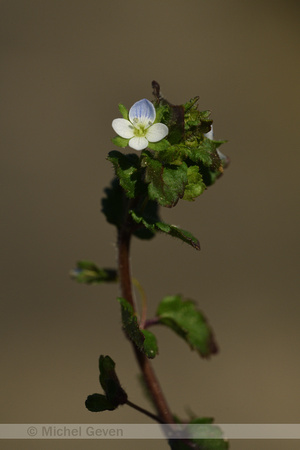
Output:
[117, 227, 174, 424]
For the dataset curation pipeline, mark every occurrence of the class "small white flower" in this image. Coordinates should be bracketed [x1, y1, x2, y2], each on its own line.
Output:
[112, 99, 168, 151]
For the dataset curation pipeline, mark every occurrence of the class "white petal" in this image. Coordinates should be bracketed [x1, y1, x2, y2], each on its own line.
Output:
[129, 99, 156, 126]
[217, 148, 227, 162]
[146, 123, 169, 142]
[204, 125, 214, 140]
[112, 118, 134, 139]
[129, 136, 148, 151]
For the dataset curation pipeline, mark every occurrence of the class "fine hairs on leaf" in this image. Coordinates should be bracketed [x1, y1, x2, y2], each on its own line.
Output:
[71, 81, 229, 449]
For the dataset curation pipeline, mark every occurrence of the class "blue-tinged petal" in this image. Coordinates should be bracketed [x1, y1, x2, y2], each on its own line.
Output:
[129, 136, 148, 151]
[112, 118, 135, 139]
[146, 123, 168, 142]
[129, 99, 156, 126]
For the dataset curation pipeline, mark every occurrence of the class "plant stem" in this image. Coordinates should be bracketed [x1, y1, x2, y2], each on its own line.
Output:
[126, 399, 164, 424]
[117, 227, 174, 424]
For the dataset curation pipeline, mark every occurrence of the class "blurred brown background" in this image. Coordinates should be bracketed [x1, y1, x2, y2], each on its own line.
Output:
[1, 1, 300, 449]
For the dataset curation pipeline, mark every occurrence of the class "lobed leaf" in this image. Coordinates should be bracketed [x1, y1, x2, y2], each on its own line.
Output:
[156, 295, 218, 358]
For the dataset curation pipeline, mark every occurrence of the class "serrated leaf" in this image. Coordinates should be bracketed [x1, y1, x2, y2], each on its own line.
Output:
[107, 150, 141, 198]
[189, 142, 215, 166]
[118, 103, 129, 120]
[70, 261, 117, 284]
[118, 297, 158, 358]
[85, 393, 116, 412]
[154, 144, 189, 165]
[156, 223, 200, 250]
[156, 295, 218, 358]
[141, 151, 188, 207]
[151, 85, 228, 195]
[129, 210, 200, 250]
[98, 355, 128, 406]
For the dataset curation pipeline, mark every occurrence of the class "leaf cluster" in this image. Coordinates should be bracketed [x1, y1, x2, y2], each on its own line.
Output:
[104, 92, 228, 249]
[110, 96, 228, 209]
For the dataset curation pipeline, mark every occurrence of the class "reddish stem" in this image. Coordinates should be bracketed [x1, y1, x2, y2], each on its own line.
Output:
[117, 227, 174, 424]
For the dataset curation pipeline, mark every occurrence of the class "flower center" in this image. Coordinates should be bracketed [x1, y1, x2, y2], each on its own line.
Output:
[132, 119, 152, 137]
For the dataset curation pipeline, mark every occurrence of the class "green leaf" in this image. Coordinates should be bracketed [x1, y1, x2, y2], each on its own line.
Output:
[107, 150, 141, 198]
[151, 87, 228, 196]
[141, 151, 188, 207]
[156, 222, 200, 250]
[85, 393, 116, 412]
[118, 103, 129, 120]
[129, 210, 200, 250]
[147, 139, 171, 151]
[188, 142, 216, 167]
[111, 136, 130, 148]
[188, 418, 229, 450]
[86, 356, 127, 413]
[101, 177, 126, 228]
[141, 329, 159, 359]
[183, 166, 206, 201]
[156, 295, 218, 358]
[98, 355, 128, 406]
[70, 261, 117, 284]
[168, 417, 229, 450]
[118, 297, 158, 358]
